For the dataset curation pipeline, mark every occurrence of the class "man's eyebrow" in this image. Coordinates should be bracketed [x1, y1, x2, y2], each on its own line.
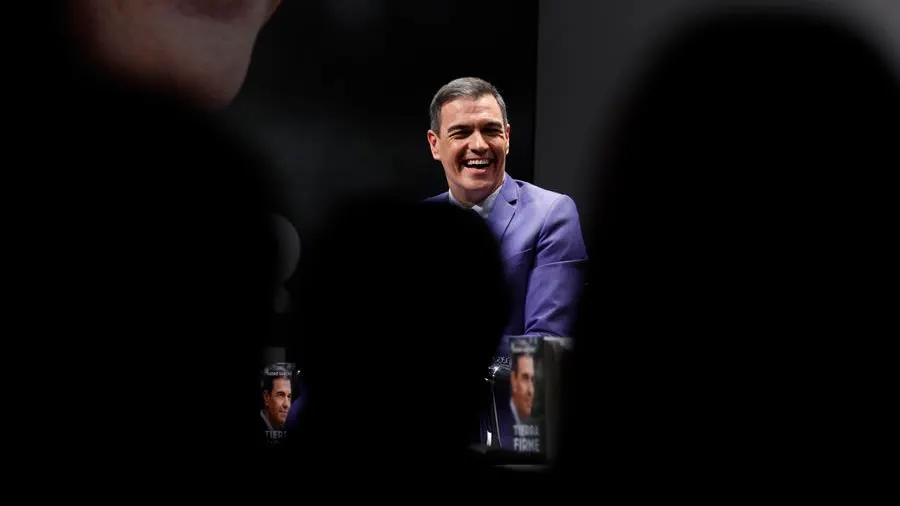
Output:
[447, 120, 504, 133]
[447, 124, 472, 134]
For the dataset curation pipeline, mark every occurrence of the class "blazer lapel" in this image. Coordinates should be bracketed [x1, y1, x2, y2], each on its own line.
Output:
[487, 176, 518, 242]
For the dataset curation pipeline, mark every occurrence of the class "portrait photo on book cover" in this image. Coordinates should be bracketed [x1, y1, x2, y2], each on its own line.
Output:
[495, 336, 545, 453]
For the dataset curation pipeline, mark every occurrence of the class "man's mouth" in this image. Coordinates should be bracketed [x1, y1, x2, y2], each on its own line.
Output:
[462, 158, 493, 169]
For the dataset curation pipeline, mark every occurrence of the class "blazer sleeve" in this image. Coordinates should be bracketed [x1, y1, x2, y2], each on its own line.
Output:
[523, 195, 588, 337]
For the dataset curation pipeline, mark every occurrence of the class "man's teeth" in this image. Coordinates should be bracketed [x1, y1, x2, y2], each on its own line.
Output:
[464, 159, 491, 167]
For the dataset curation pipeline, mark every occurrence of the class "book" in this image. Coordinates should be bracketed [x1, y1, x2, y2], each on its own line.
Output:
[483, 335, 573, 462]
[258, 347, 298, 445]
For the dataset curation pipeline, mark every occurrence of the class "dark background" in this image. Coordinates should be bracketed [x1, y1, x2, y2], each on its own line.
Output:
[534, 0, 900, 251]
[225, 0, 898, 250]
[226, 0, 539, 239]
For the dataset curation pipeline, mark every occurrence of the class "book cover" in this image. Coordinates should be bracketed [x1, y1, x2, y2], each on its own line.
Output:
[258, 349, 297, 445]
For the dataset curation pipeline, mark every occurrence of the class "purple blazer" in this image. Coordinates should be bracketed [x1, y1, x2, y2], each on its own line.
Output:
[426, 176, 587, 338]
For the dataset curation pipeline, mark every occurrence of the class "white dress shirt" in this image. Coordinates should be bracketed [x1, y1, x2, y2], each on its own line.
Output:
[260, 409, 274, 431]
[447, 174, 505, 219]
[510, 397, 523, 426]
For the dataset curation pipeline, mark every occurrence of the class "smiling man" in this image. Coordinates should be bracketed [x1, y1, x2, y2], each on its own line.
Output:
[425, 77, 588, 340]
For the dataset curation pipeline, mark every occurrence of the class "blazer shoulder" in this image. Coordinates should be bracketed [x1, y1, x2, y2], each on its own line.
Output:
[514, 179, 575, 211]
[423, 192, 448, 204]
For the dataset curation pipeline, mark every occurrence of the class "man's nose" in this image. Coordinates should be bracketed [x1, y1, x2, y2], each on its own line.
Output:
[468, 130, 489, 152]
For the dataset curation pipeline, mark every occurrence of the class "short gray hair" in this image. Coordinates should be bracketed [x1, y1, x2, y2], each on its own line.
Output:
[429, 77, 509, 134]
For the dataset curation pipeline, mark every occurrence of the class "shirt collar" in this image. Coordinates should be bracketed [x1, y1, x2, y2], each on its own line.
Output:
[260, 410, 274, 431]
[509, 397, 522, 426]
[447, 174, 505, 219]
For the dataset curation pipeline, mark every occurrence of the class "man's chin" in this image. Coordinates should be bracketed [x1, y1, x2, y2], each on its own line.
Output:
[460, 180, 499, 194]
[461, 170, 496, 181]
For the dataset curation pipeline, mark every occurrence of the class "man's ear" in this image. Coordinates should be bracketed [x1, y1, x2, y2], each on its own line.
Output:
[505, 123, 511, 155]
[427, 130, 441, 161]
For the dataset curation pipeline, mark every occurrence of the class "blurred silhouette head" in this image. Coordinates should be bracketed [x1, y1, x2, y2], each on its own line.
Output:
[294, 195, 509, 458]
[564, 8, 899, 485]
[8, 0, 282, 489]
[66, 0, 282, 108]
[590, 9, 899, 332]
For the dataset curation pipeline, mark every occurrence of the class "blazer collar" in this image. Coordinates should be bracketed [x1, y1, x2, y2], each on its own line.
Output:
[487, 173, 518, 241]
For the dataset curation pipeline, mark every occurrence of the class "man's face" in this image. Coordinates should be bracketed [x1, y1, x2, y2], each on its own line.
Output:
[71, 0, 282, 108]
[263, 376, 292, 427]
[427, 94, 510, 206]
[510, 355, 534, 420]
